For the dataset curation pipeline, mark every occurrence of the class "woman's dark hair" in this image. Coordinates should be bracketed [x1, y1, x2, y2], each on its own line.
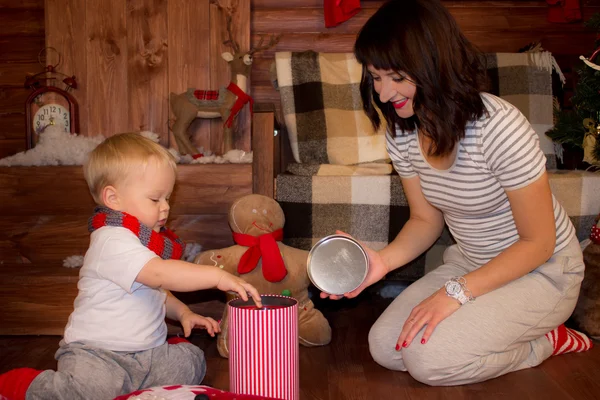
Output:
[354, 0, 487, 157]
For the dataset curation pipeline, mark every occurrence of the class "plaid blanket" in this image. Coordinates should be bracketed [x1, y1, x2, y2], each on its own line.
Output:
[276, 171, 600, 281]
[484, 52, 559, 170]
[275, 51, 561, 174]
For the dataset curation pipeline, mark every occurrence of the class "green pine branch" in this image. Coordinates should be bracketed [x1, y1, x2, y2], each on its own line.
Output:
[546, 108, 585, 149]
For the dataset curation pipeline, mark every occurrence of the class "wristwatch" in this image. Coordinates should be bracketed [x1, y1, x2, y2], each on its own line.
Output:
[444, 277, 473, 305]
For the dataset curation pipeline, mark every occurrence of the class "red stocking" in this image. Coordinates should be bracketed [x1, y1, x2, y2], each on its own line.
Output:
[546, 0, 582, 23]
[0, 368, 43, 400]
[324, 0, 361, 28]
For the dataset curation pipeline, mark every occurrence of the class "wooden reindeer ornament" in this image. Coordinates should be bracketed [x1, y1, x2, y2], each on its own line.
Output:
[169, 0, 280, 156]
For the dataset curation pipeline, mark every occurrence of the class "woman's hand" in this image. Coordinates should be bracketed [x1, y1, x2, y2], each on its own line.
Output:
[216, 271, 263, 308]
[320, 231, 390, 300]
[396, 288, 461, 349]
[179, 309, 221, 337]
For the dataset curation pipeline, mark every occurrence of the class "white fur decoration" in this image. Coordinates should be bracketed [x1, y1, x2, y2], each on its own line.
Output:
[190, 149, 253, 164]
[63, 255, 84, 268]
[183, 242, 203, 262]
[0, 128, 252, 166]
[0, 125, 105, 166]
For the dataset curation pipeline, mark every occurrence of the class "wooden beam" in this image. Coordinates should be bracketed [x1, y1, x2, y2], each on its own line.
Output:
[252, 103, 277, 197]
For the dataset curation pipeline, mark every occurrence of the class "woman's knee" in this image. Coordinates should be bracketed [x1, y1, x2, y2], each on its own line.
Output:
[401, 341, 468, 386]
[368, 322, 404, 371]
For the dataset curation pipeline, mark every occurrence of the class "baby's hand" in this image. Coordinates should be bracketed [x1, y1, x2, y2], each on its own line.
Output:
[217, 271, 263, 308]
[179, 309, 220, 337]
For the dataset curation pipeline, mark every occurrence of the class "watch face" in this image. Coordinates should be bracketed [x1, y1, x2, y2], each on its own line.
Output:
[446, 281, 461, 296]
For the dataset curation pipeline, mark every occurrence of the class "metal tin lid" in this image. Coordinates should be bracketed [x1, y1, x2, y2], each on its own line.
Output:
[307, 235, 369, 295]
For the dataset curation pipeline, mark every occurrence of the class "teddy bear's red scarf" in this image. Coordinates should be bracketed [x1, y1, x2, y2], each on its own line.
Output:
[89, 206, 185, 260]
[232, 228, 287, 282]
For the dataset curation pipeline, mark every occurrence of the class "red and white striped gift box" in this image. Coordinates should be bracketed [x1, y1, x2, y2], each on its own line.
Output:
[228, 295, 299, 400]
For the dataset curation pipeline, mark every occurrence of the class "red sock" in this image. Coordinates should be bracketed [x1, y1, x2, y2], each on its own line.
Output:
[167, 336, 190, 345]
[0, 368, 43, 400]
[545, 324, 594, 356]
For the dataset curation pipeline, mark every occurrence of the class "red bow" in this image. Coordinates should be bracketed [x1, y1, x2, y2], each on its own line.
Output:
[225, 82, 254, 128]
[232, 228, 287, 282]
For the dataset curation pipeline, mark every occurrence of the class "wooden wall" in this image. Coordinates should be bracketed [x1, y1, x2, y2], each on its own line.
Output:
[0, 0, 44, 158]
[250, 0, 600, 116]
[44, 0, 251, 153]
[1, 1, 598, 159]
[0, 0, 251, 160]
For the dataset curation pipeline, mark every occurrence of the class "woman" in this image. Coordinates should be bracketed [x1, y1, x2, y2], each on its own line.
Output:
[322, 0, 593, 386]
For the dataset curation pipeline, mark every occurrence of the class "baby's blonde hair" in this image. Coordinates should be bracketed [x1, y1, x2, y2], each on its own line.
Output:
[84, 132, 177, 205]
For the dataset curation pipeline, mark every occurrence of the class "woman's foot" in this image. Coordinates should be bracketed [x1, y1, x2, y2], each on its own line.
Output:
[545, 324, 593, 356]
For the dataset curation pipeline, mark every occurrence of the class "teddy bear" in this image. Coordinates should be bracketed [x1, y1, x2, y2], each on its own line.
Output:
[194, 194, 332, 358]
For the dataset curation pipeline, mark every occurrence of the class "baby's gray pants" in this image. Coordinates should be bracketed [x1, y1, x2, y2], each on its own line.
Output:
[369, 237, 585, 386]
[26, 339, 206, 399]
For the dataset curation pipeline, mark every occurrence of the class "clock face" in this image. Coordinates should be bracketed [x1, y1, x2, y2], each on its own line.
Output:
[26, 88, 78, 149]
[33, 103, 70, 134]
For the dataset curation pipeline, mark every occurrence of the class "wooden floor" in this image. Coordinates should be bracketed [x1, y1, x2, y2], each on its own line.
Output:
[1, 293, 600, 400]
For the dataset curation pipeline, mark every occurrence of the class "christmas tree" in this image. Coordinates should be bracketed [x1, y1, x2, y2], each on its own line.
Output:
[546, 13, 600, 165]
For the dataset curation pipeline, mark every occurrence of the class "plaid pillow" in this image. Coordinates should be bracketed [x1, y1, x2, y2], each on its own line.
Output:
[275, 51, 389, 166]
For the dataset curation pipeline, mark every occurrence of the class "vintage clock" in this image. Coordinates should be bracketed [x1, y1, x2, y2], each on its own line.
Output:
[24, 48, 79, 149]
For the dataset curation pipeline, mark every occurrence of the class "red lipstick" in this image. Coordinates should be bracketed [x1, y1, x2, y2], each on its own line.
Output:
[393, 99, 408, 109]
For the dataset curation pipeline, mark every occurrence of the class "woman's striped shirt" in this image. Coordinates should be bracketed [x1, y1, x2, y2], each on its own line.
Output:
[387, 93, 575, 266]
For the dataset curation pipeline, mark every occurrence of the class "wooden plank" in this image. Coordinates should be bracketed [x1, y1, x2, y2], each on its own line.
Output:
[0, 87, 29, 113]
[170, 164, 253, 215]
[0, 9, 44, 36]
[250, 31, 596, 59]
[0, 166, 96, 216]
[127, 0, 169, 145]
[0, 62, 42, 86]
[0, 0, 43, 8]
[253, 84, 280, 105]
[46, 0, 88, 135]
[252, 0, 556, 9]
[168, 214, 235, 249]
[0, 164, 252, 216]
[85, 0, 128, 136]
[252, 106, 277, 197]
[0, 113, 27, 140]
[0, 36, 45, 62]
[250, 56, 275, 86]
[0, 265, 79, 335]
[0, 217, 91, 265]
[251, 7, 594, 34]
[0, 139, 26, 158]
[0, 213, 235, 266]
[168, 0, 211, 150]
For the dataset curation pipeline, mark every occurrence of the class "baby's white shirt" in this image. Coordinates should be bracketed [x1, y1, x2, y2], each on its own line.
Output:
[63, 226, 167, 351]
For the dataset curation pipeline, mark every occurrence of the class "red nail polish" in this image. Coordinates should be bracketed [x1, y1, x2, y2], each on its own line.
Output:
[421, 338, 426, 344]
[402, 341, 408, 347]
[395, 344, 400, 351]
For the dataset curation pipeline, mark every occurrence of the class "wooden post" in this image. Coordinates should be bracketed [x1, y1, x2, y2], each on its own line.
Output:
[252, 103, 279, 198]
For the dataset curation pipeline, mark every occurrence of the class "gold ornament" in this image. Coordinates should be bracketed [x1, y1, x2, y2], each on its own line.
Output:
[583, 118, 600, 137]
[583, 118, 600, 165]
